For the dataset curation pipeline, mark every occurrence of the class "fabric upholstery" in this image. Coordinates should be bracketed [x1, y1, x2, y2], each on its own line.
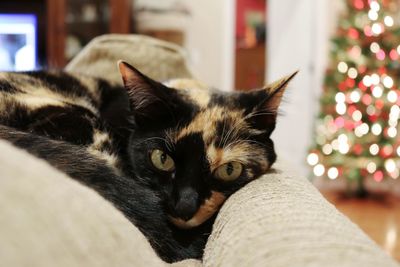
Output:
[204, 162, 399, 267]
[66, 34, 193, 84]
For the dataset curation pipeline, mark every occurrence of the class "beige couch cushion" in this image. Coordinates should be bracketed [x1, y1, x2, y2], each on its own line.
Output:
[66, 34, 193, 85]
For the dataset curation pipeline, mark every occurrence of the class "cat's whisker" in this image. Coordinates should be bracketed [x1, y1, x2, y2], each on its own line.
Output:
[220, 115, 244, 148]
[221, 114, 249, 148]
[164, 129, 177, 151]
[218, 117, 227, 148]
[243, 110, 276, 121]
[224, 137, 266, 151]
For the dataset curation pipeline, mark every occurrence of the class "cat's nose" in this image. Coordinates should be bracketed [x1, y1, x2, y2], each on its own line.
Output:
[174, 187, 199, 221]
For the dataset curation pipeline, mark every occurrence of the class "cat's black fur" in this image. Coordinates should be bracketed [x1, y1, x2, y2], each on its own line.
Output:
[0, 63, 296, 262]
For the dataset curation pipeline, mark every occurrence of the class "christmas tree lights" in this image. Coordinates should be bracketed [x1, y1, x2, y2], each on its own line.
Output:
[309, 0, 400, 195]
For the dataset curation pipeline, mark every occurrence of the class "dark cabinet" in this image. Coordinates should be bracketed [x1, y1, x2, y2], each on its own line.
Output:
[47, 0, 132, 68]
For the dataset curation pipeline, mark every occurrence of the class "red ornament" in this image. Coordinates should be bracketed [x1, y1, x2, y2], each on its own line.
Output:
[389, 49, 399, 60]
[353, 0, 364, 9]
[381, 145, 393, 158]
[347, 105, 356, 114]
[368, 115, 378, 122]
[358, 65, 367, 74]
[358, 81, 367, 91]
[362, 94, 372, 105]
[378, 66, 387, 75]
[348, 28, 359, 39]
[339, 81, 347, 91]
[375, 99, 384, 109]
[353, 144, 363, 155]
[346, 78, 355, 88]
[373, 171, 384, 182]
[345, 120, 355, 130]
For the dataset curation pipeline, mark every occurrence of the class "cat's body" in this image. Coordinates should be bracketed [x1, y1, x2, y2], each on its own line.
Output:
[0, 70, 211, 261]
[0, 63, 296, 262]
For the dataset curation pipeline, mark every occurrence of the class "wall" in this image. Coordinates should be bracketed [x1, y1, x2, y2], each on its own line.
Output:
[134, 0, 236, 91]
[267, 0, 338, 175]
[184, 0, 235, 91]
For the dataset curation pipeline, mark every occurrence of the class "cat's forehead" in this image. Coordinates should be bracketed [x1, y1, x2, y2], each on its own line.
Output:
[176, 105, 245, 144]
[165, 78, 242, 110]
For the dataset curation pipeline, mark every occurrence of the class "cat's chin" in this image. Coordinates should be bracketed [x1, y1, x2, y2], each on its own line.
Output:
[169, 191, 226, 229]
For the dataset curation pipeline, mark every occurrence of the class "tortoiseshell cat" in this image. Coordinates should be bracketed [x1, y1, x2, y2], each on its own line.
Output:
[0, 61, 296, 262]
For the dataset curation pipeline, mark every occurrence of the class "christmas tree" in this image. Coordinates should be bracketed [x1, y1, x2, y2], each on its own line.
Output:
[308, 0, 400, 196]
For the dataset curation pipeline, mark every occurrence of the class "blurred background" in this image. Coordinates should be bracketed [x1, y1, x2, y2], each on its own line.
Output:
[0, 0, 399, 260]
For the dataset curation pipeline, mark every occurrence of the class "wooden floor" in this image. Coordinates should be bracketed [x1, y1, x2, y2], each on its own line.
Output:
[322, 191, 400, 261]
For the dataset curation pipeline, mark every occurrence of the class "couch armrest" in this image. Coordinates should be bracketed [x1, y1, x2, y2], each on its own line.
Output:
[204, 161, 399, 267]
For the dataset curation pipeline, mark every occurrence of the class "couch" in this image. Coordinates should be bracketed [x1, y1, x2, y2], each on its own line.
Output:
[1, 35, 399, 267]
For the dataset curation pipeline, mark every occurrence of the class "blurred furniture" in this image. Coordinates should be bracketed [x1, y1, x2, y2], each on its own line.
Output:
[323, 191, 400, 261]
[235, 44, 266, 90]
[234, 0, 266, 90]
[133, 1, 189, 46]
[0, 0, 48, 68]
[47, 0, 132, 68]
[139, 30, 184, 46]
[1, 35, 399, 267]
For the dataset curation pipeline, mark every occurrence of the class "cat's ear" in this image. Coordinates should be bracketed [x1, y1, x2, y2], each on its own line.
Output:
[260, 71, 298, 113]
[118, 60, 181, 128]
[245, 71, 298, 133]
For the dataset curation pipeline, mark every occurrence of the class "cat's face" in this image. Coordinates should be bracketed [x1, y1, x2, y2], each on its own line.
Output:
[118, 61, 296, 229]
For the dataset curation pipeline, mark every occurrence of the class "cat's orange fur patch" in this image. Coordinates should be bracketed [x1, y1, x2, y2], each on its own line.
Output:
[206, 144, 224, 171]
[175, 106, 243, 144]
[169, 191, 226, 229]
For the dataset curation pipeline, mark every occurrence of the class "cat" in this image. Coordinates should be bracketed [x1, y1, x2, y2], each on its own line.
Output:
[0, 61, 297, 262]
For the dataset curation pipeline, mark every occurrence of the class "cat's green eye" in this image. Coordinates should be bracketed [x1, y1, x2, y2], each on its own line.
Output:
[150, 149, 175, 172]
[214, 162, 243, 181]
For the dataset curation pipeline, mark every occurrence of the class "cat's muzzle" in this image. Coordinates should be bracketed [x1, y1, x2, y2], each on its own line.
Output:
[169, 191, 226, 229]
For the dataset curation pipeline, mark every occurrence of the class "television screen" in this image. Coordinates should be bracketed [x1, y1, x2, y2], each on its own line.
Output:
[0, 14, 37, 71]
